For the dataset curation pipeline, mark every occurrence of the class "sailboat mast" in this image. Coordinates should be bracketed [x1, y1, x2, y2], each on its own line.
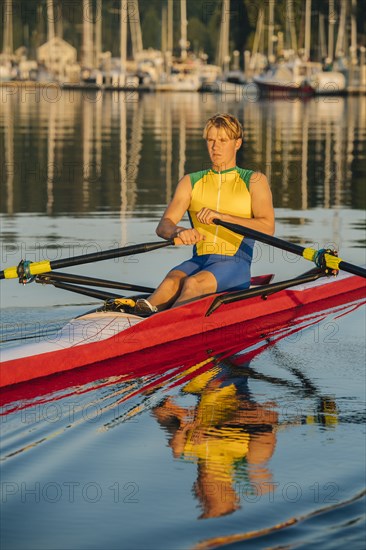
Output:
[350, 0, 357, 65]
[82, 0, 94, 67]
[287, 0, 297, 53]
[3, 0, 13, 58]
[304, 0, 312, 60]
[180, 0, 188, 61]
[47, 0, 55, 42]
[335, 0, 347, 58]
[95, 0, 102, 68]
[167, 0, 173, 54]
[268, 0, 274, 61]
[218, 0, 230, 71]
[128, 0, 143, 58]
[328, 0, 335, 61]
[120, 0, 128, 72]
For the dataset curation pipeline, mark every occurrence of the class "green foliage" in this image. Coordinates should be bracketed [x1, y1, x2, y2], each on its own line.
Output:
[141, 7, 161, 50]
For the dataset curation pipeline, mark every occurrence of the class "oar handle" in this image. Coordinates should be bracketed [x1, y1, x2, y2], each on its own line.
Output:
[213, 219, 366, 279]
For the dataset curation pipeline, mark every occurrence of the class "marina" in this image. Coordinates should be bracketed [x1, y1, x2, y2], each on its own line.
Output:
[1, 0, 366, 95]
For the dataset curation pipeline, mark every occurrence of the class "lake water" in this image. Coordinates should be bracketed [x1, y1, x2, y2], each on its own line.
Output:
[1, 89, 365, 549]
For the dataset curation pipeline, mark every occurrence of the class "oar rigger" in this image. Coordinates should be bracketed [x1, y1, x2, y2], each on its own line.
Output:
[17, 260, 37, 285]
[311, 248, 340, 276]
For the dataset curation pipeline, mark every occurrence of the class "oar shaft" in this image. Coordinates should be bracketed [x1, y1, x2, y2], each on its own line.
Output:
[214, 219, 366, 279]
[49, 241, 174, 270]
[337, 261, 366, 279]
[215, 219, 304, 255]
[0, 240, 175, 280]
[37, 271, 156, 293]
[39, 280, 122, 301]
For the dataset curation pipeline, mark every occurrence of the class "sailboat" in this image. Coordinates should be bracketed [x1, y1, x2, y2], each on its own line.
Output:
[253, 0, 346, 97]
[149, 0, 201, 92]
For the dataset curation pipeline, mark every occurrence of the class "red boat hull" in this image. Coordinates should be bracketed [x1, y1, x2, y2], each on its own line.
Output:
[1, 273, 365, 388]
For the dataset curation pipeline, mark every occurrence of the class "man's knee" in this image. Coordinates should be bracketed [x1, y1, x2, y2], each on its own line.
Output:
[181, 274, 210, 294]
[163, 271, 186, 289]
[181, 272, 217, 295]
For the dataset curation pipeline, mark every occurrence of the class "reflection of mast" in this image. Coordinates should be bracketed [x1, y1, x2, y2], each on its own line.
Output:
[95, 93, 102, 183]
[126, 100, 143, 210]
[166, 114, 172, 203]
[120, 96, 128, 240]
[178, 103, 186, 180]
[281, 117, 290, 201]
[47, 102, 56, 215]
[164, 101, 172, 202]
[346, 99, 355, 199]
[333, 102, 345, 208]
[265, 109, 272, 188]
[4, 97, 14, 214]
[83, 101, 93, 208]
[301, 105, 309, 210]
[323, 114, 331, 209]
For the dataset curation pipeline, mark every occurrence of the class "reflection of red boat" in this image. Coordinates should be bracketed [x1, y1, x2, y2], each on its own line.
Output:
[1, 271, 365, 388]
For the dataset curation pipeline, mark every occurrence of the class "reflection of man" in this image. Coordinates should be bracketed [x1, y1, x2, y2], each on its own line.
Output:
[153, 362, 279, 519]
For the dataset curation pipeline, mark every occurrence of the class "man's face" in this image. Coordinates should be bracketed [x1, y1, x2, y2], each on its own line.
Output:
[206, 126, 242, 170]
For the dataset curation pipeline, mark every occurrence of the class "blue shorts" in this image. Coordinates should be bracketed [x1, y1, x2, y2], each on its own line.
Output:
[171, 254, 251, 293]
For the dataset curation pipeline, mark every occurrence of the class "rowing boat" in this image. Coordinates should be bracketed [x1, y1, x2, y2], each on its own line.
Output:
[1, 221, 365, 388]
[1, 270, 364, 388]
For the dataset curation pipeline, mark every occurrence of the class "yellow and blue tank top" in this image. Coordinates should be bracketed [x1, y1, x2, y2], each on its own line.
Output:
[188, 166, 254, 259]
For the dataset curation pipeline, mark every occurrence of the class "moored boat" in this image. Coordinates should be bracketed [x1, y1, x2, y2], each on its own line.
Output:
[253, 60, 346, 97]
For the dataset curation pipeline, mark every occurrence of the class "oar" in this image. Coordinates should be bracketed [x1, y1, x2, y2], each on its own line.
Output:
[0, 239, 178, 281]
[213, 219, 366, 278]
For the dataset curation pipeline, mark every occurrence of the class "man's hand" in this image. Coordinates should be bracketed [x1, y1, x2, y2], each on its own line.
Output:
[175, 228, 205, 245]
[196, 208, 223, 225]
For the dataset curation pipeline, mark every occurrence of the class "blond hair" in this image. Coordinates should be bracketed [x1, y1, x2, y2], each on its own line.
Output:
[203, 113, 244, 141]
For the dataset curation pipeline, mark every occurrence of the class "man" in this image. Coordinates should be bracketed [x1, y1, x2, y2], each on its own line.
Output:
[135, 113, 274, 314]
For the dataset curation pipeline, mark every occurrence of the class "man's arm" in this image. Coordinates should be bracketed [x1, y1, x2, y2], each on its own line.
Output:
[156, 175, 204, 244]
[196, 172, 275, 235]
